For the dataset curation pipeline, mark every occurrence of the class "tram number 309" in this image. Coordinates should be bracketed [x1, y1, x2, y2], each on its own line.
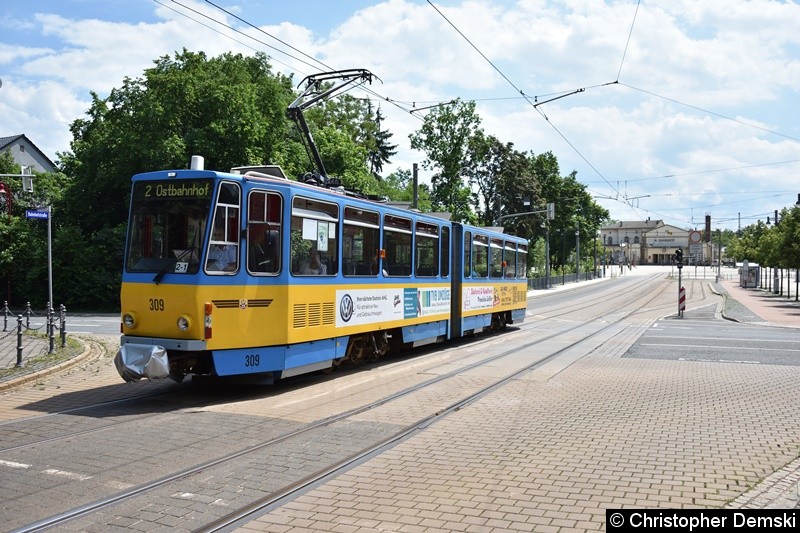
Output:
[245, 354, 261, 368]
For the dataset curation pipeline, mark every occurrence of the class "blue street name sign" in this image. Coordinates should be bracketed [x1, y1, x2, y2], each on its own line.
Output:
[26, 210, 49, 219]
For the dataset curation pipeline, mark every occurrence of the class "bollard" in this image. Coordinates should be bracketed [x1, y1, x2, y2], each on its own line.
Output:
[48, 306, 55, 354]
[2, 301, 7, 332]
[25, 301, 31, 329]
[16, 315, 23, 367]
[60, 304, 66, 348]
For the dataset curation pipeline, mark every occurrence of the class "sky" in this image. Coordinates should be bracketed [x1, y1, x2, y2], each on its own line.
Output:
[1, 0, 799, 232]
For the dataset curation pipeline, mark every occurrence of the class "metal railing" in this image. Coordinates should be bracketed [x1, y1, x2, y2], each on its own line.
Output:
[1, 301, 68, 369]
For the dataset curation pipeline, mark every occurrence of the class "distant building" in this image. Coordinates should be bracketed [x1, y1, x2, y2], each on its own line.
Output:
[0, 134, 56, 173]
[600, 219, 712, 265]
[601, 219, 664, 266]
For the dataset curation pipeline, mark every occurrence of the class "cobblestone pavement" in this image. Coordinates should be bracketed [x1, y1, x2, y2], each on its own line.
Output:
[1, 268, 798, 533]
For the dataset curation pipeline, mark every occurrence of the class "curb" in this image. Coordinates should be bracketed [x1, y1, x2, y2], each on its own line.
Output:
[0, 337, 97, 393]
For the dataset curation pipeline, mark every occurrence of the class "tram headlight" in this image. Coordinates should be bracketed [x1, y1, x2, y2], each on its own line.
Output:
[177, 315, 192, 331]
[122, 313, 137, 329]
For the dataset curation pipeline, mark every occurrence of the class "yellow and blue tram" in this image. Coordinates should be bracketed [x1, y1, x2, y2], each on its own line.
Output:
[115, 159, 529, 383]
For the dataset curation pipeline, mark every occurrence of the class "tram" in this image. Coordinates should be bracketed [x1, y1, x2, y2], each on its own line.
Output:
[114, 69, 530, 384]
[114, 159, 529, 383]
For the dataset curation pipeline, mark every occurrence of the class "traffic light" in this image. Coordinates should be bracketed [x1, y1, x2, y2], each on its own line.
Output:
[675, 248, 683, 265]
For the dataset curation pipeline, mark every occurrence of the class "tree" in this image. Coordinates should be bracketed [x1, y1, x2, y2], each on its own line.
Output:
[367, 106, 398, 177]
[467, 133, 541, 237]
[409, 99, 482, 222]
[727, 221, 768, 262]
[59, 50, 298, 233]
[530, 151, 608, 271]
[374, 168, 432, 212]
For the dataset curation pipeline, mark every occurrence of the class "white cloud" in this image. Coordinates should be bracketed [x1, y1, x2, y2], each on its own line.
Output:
[1, 0, 798, 228]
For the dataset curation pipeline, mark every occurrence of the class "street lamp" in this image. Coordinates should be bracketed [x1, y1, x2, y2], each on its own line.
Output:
[542, 221, 551, 289]
[602, 232, 606, 278]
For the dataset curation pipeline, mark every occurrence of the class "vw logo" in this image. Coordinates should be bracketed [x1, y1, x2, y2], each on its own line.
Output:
[339, 294, 354, 322]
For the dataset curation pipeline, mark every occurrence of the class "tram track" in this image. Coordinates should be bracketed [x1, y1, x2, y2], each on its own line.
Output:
[7, 274, 677, 533]
[0, 273, 665, 456]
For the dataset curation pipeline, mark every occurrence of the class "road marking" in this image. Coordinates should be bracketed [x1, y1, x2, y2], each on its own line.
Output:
[641, 343, 800, 352]
[43, 468, 92, 481]
[679, 358, 761, 364]
[0, 459, 31, 469]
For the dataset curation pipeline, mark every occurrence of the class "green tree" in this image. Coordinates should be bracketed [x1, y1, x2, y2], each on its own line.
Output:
[409, 99, 482, 222]
[467, 133, 541, 237]
[374, 168, 432, 212]
[367, 106, 398, 177]
[776, 208, 800, 272]
[727, 221, 768, 262]
[530, 151, 608, 271]
[59, 50, 298, 233]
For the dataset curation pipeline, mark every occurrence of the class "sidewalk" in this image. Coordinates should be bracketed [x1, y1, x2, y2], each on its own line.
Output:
[715, 278, 800, 328]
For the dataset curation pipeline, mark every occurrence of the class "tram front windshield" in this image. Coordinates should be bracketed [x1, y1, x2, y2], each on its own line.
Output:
[126, 179, 213, 274]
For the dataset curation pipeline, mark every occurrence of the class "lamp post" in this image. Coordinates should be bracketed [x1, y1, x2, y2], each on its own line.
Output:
[620, 242, 627, 275]
[542, 221, 551, 289]
[602, 232, 606, 278]
[575, 228, 580, 282]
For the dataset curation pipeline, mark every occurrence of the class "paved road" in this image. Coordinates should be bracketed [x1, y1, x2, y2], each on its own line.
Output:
[627, 303, 800, 366]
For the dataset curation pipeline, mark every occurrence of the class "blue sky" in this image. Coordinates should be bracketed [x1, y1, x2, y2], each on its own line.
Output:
[2, 0, 799, 231]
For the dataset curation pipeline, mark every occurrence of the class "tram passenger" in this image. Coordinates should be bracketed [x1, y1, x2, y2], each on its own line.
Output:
[301, 249, 327, 275]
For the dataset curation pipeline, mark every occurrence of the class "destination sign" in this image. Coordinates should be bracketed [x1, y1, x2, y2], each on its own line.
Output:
[134, 180, 212, 201]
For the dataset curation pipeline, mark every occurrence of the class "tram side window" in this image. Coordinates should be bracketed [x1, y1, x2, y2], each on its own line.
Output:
[415, 221, 439, 277]
[247, 190, 282, 274]
[490, 238, 504, 278]
[384, 214, 412, 276]
[473, 235, 488, 278]
[440, 226, 450, 278]
[503, 243, 516, 278]
[291, 197, 338, 276]
[517, 244, 528, 278]
[206, 182, 240, 273]
[343, 207, 380, 276]
[463, 231, 472, 278]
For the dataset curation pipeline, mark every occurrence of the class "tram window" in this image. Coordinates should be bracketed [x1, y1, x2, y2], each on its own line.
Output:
[384, 214, 412, 276]
[343, 207, 379, 276]
[291, 197, 338, 276]
[247, 190, 282, 274]
[441, 226, 450, 278]
[206, 182, 240, 273]
[472, 235, 488, 278]
[503, 243, 516, 278]
[490, 239, 503, 278]
[517, 244, 528, 278]
[415, 222, 439, 277]
[463, 231, 471, 278]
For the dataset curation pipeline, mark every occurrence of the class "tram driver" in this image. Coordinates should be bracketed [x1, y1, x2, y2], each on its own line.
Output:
[207, 228, 237, 271]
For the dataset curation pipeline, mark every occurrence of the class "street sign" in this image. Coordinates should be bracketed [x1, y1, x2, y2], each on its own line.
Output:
[26, 210, 48, 219]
